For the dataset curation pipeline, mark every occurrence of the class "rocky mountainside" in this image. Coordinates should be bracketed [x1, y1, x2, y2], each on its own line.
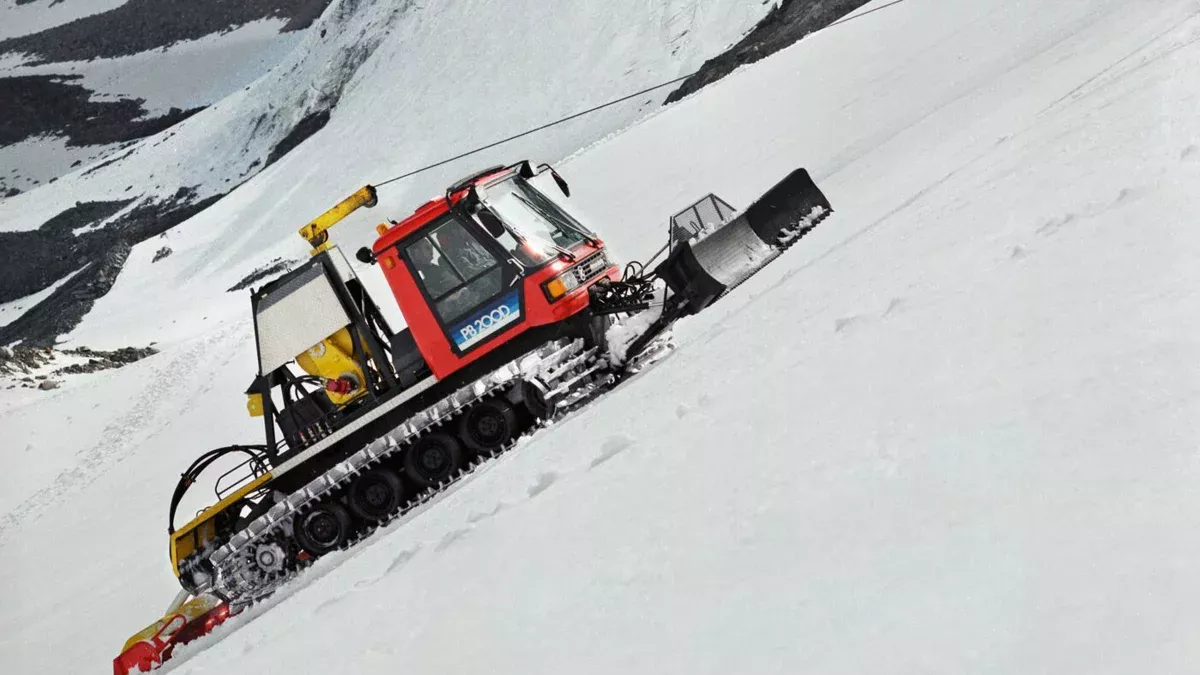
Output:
[0, 0, 332, 198]
[665, 0, 873, 103]
[0, 0, 342, 349]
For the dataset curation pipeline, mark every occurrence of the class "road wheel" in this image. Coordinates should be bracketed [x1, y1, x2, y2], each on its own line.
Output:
[521, 379, 556, 421]
[404, 432, 463, 488]
[458, 398, 518, 454]
[292, 502, 353, 556]
[347, 468, 404, 522]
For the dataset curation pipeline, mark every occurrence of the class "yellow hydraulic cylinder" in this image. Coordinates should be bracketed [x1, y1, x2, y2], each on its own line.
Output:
[298, 185, 378, 254]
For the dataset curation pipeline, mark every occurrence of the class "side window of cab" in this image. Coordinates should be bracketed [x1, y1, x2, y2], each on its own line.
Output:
[404, 216, 506, 323]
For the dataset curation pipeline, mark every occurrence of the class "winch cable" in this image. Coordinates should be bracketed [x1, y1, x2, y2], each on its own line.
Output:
[371, 0, 911, 189]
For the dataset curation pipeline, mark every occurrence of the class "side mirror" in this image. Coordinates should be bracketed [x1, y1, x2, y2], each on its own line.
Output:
[355, 247, 375, 265]
[550, 170, 570, 198]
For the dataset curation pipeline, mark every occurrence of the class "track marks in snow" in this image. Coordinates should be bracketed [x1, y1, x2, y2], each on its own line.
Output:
[317, 436, 643, 602]
[297, 545, 424, 618]
[384, 546, 421, 575]
[1039, 6, 1200, 121]
[259, 436, 649, 634]
[881, 296, 907, 318]
[833, 315, 862, 333]
[0, 326, 239, 543]
[1022, 184, 1148, 265]
[1033, 185, 1143, 242]
[833, 296, 910, 334]
[407, 439, 642, 559]
[590, 434, 635, 469]
[466, 503, 505, 523]
[435, 527, 471, 552]
[1035, 213, 1078, 237]
[313, 595, 345, 615]
[526, 471, 559, 499]
[660, 0, 701, 57]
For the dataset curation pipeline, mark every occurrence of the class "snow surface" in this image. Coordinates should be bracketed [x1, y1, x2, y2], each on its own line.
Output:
[0, 136, 118, 197]
[0, 19, 305, 116]
[0, 0, 130, 41]
[2, 0, 1200, 673]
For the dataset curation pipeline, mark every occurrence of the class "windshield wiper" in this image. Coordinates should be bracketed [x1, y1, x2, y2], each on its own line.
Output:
[545, 240, 577, 262]
[516, 185, 601, 246]
[510, 192, 577, 261]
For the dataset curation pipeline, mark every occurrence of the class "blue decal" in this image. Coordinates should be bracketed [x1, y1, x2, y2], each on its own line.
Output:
[450, 291, 521, 349]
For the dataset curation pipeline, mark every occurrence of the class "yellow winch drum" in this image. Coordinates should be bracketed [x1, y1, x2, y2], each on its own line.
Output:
[295, 327, 368, 406]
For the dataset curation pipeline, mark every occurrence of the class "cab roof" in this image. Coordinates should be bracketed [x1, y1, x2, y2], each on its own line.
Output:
[372, 165, 512, 254]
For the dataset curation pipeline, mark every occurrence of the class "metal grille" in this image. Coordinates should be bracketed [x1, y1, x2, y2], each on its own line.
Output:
[568, 250, 610, 286]
[668, 194, 737, 252]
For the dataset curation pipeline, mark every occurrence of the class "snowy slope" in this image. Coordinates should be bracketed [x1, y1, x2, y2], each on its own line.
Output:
[0, 0, 769, 343]
[168, 2, 1198, 672]
[2, 0, 1199, 673]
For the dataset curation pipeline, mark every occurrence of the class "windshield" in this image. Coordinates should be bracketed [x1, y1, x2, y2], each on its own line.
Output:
[478, 177, 590, 265]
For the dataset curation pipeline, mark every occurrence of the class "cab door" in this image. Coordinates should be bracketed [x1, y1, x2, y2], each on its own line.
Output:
[401, 214, 524, 359]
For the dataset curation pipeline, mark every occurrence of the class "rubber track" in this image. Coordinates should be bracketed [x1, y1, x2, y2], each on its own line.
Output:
[209, 339, 606, 603]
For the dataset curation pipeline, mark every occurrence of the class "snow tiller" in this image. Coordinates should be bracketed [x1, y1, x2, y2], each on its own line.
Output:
[114, 160, 831, 673]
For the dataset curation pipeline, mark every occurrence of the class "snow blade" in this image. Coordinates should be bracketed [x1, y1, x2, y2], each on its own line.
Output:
[653, 167, 832, 316]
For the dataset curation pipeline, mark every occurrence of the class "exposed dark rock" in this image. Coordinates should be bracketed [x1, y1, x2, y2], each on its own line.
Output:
[0, 343, 157, 378]
[665, 0, 872, 104]
[79, 149, 132, 177]
[152, 246, 173, 262]
[281, 0, 334, 32]
[0, 346, 54, 375]
[56, 345, 159, 374]
[0, 199, 131, 303]
[0, 75, 205, 148]
[228, 257, 297, 292]
[0, 241, 132, 347]
[0, 0, 335, 64]
[0, 189, 228, 347]
[264, 109, 331, 168]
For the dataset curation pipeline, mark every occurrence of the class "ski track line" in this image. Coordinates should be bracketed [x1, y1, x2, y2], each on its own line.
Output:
[162, 419, 645, 672]
[0, 326, 239, 544]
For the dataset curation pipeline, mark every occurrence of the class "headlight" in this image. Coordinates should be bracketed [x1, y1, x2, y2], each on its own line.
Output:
[542, 270, 583, 302]
[542, 251, 611, 302]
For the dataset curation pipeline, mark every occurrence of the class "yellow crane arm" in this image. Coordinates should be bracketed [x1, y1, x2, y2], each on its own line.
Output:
[298, 185, 378, 254]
